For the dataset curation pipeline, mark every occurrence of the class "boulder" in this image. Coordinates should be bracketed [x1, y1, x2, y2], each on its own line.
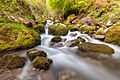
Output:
[33, 24, 45, 33]
[27, 49, 47, 61]
[65, 37, 85, 47]
[51, 36, 62, 42]
[105, 26, 120, 45]
[77, 42, 114, 55]
[49, 24, 68, 36]
[32, 56, 53, 70]
[65, 39, 79, 47]
[0, 54, 25, 69]
[55, 24, 68, 36]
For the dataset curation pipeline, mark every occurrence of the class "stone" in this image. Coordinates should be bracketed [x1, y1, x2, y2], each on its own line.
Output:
[27, 49, 47, 61]
[105, 26, 120, 45]
[77, 42, 114, 55]
[0, 54, 25, 69]
[32, 56, 53, 70]
[51, 36, 62, 42]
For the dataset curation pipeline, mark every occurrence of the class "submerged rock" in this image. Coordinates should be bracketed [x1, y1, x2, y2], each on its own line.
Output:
[32, 56, 53, 70]
[65, 39, 79, 47]
[65, 37, 85, 47]
[0, 54, 25, 69]
[58, 69, 84, 80]
[51, 36, 62, 42]
[27, 49, 47, 61]
[105, 26, 120, 45]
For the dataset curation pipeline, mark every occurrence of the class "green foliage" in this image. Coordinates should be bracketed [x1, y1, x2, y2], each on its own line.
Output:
[0, 18, 12, 23]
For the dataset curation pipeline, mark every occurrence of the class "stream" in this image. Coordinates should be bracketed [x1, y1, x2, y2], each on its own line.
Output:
[0, 21, 120, 80]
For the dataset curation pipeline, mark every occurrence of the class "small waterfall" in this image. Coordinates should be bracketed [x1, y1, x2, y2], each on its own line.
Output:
[45, 20, 53, 35]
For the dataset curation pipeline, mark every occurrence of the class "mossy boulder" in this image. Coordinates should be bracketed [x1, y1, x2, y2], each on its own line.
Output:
[32, 56, 53, 70]
[55, 24, 68, 36]
[0, 22, 41, 52]
[77, 42, 114, 55]
[105, 26, 120, 45]
[27, 49, 47, 61]
[49, 24, 68, 36]
[33, 24, 45, 33]
[51, 36, 62, 42]
[0, 54, 25, 69]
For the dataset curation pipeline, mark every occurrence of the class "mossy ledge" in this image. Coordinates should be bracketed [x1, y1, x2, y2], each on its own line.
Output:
[0, 21, 41, 53]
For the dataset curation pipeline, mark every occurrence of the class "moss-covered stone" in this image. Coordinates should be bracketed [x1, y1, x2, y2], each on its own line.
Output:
[27, 49, 47, 61]
[49, 24, 68, 36]
[51, 36, 62, 42]
[32, 56, 53, 70]
[77, 42, 114, 55]
[49, 24, 56, 35]
[33, 24, 45, 33]
[0, 22, 41, 52]
[55, 24, 68, 36]
[0, 54, 25, 69]
[105, 26, 120, 45]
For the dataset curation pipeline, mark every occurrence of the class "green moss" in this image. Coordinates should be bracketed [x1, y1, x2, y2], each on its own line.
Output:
[0, 54, 25, 69]
[27, 49, 47, 61]
[49, 24, 56, 35]
[32, 56, 53, 70]
[33, 24, 45, 33]
[105, 26, 120, 45]
[55, 24, 68, 36]
[51, 36, 62, 42]
[0, 18, 12, 23]
[77, 42, 114, 55]
[0, 22, 41, 52]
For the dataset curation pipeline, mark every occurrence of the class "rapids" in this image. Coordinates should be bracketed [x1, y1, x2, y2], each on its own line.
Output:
[1, 20, 120, 80]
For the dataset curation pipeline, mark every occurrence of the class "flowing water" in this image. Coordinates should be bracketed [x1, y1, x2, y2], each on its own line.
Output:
[1, 21, 120, 80]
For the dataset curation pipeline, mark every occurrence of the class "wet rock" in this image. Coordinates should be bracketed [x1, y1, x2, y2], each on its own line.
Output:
[95, 27, 106, 35]
[93, 34, 105, 41]
[33, 24, 45, 33]
[69, 33, 77, 36]
[0, 54, 25, 69]
[80, 17, 94, 25]
[67, 14, 77, 23]
[55, 24, 68, 36]
[79, 24, 96, 32]
[49, 24, 68, 36]
[65, 39, 79, 47]
[77, 36, 86, 43]
[27, 49, 47, 61]
[32, 56, 53, 70]
[50, 42, 64, 47]
[58, 70, 83, 80]
[65, 37, 85, 47]
[106, 20, 113, 27]
[77, 42, 114, 55]
[105, 26, 120, 45]
[51, 36, 62, 42]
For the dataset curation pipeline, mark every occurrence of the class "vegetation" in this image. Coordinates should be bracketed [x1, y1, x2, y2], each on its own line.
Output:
[27, 49, 47, 61]
[0, 54, 25, 69]
[0, 19, 41, 52]
[32, 56, 53, 70]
